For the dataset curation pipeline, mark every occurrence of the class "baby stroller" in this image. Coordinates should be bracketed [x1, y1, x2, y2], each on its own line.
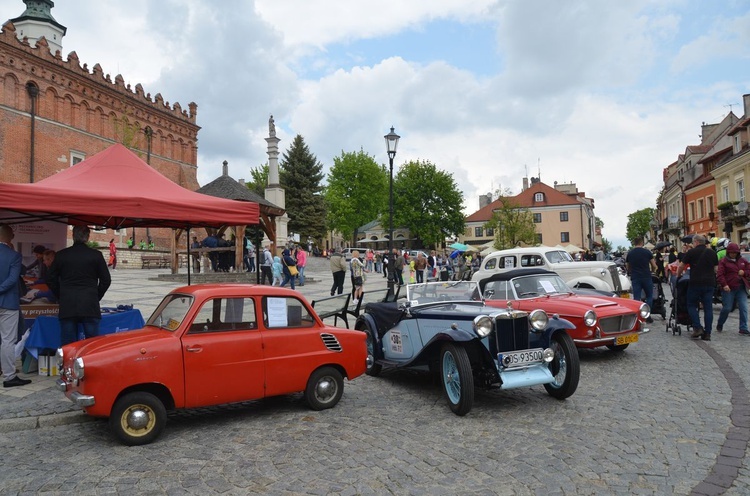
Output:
[666, 274, 691, 336]
[650, 274, 667, 319]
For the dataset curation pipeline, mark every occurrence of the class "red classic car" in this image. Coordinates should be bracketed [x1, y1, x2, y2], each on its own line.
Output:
[56, 284, 367, 445]
[479, 269, 651, 351]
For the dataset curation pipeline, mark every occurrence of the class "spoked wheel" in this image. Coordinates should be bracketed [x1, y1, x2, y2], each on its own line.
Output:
[440, 343, 474, 416]
[543, 332, 580, 400]
[109, 392, 167, 446]
[305, 366, 344, 410]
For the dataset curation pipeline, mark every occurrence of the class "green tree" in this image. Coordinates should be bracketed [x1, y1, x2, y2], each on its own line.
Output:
[601, 237, 612, 254]
[626, 208, 655, 242]
[280, 135, 327, 242]
[595, 216, 604, 229]
[484, 194, 537, 250]
[392, 159, 464, 247]
[246, 164, 269, 197]
[324, 149, 388, 242]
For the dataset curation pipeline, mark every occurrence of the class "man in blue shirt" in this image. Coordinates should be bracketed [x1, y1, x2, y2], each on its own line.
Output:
[626, 237, 657, 323]
[0, 224, 31, 387]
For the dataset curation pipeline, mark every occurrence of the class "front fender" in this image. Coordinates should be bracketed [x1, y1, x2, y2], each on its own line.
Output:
[412, 327, 485, 367]
[532, 316, 576, 348]
[569, 276, 610, 292]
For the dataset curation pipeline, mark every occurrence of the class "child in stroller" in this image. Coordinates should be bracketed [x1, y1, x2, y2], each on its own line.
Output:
[650, 274, 667, 319]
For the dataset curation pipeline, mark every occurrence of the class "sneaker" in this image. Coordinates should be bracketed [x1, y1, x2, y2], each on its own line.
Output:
[701, 334, 711, 341]
[739, 330, 750, 336]
[690, 328, 704, 339]
[352, 299, 359, 305]
[3, 376, 31, 388]
[716, 325, 723, 333]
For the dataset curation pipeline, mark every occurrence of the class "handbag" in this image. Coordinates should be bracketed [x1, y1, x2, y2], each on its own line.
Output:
[283, 258, 298, 276]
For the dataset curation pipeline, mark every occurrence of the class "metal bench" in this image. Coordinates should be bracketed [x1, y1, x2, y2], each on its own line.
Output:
[346, 288, 392, 322]
[311, 293, 351, 328]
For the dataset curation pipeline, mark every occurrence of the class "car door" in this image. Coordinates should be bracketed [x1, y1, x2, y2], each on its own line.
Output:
[182, 296, 264, 407]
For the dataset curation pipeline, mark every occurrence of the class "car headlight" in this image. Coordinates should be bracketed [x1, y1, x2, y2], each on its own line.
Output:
[73, 357, 85, 379]
[639, 303, 651, 319]
[529, 309, 549, 331]
[473, 315, 493, 337]
[583, 310, 597, 327]
[56, 348, 64, 370]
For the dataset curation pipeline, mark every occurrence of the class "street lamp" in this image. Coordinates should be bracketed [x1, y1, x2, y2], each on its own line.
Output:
[384, 126, 400, 292]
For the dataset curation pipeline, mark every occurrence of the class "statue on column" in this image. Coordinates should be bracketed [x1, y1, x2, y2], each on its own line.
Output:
[269, 114, 276, 137]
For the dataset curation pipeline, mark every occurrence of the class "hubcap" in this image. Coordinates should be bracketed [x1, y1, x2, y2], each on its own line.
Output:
[121, 404, 155, 435]
[316, 377, 336, 402]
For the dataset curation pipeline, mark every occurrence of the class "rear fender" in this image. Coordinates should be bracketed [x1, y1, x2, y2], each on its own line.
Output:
[569, 276, 610, 292]
[354, 313, 382, 359]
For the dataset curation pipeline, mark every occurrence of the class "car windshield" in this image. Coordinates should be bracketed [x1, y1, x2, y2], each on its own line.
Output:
[146, 293, 194, 331]
[406, 281, 481, 305]
[484, 274, 572, 300]
[545, 250, 574, 264]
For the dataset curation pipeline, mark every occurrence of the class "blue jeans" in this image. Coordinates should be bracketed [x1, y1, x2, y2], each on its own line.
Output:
[630, 275, 653, 310]
[297, 265, 305, 285]
[717, 287, 748, 331]
[59, 317, 101, 346]
[281, 271, 296, 290]
[687, 285, 715, 334]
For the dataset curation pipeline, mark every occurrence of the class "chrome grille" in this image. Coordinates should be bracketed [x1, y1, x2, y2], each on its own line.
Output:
[320, 333, 342, 352]
[607, 266, 623, 292]
[494, 313, 530, 352]
[599, 314, 637, 333]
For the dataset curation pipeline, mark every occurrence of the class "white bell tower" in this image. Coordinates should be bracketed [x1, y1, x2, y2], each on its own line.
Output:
[10, 0, 67, 55]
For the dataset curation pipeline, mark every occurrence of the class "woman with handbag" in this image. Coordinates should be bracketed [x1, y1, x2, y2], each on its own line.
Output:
[280, 247, 298, 290]
[351, 250, 365, 305]
[716, 242, 749, 335]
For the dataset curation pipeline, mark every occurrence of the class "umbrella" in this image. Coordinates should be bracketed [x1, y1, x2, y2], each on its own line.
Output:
[449, 242, 469, 251]
[449, 250, 463, 259]
[655, 241, 672, 249]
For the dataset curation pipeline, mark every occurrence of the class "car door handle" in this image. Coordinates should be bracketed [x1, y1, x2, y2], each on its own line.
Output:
[186, 345, 202, 353]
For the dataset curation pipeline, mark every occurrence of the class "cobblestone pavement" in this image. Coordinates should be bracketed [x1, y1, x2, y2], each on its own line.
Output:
[0, 259, 748, 495]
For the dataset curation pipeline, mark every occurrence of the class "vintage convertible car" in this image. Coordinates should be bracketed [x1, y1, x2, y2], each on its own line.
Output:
[479, 269, 651, 351]
[56, 284, 367, 445]
[354, 280, 580, 415]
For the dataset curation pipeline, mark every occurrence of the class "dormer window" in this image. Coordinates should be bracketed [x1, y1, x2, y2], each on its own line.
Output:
[735, 135, 742, 154]
[534, 192, 544, 202]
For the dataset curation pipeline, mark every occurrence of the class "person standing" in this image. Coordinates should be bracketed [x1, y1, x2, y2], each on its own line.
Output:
[279, 247, 297, 290]
[350, 250, 365, 304]
[271, 256, 283, 286]
[46, 225, 111, 346]
[0, 224, 30, 388]
[392, 248, 405, 286]
[716, 242, 750, 335]
[295, 246, 307, 286]
[677, 234, 719, 341]
[365, 249, 374, 273]
[381, 251, 389, 278]
[260, 246, 273, 285]
[191, 236, 201, 273]
[414, 252, 427, 283]
[108, 238, 117, 271]
[329, 247, 347, 296]
[625, 237, 657, 323]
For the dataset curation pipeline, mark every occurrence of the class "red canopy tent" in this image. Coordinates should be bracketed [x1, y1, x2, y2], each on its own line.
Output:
[0, 143, 259, 229]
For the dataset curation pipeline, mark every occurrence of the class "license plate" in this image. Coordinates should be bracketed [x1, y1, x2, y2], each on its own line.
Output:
[615, 334, 638, 345]
[498, 348, 544, 368]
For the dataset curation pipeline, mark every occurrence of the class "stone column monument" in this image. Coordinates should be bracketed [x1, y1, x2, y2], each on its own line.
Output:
[265, 114, 288, 253]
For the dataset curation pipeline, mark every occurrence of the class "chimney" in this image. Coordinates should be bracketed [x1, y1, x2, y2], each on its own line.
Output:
[238, 179, 245, 186]
[522, 177, 528, 191]
[744, 94, 750, 119]
[222, 160, 228, 176]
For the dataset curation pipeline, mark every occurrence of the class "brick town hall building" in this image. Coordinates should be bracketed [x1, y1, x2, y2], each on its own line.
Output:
[0, 0, 200, 248]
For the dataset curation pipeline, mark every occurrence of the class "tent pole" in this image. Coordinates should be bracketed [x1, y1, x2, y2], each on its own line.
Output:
[186, 227, 192, 286]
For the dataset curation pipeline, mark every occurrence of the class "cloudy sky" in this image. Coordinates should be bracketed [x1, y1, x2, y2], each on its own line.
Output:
[4, 0, 749, 248]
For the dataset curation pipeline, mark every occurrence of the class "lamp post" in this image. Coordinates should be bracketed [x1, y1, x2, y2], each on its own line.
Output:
[384, 126, 400, 292]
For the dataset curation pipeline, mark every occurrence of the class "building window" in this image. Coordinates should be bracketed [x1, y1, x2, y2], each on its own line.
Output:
[688, 202, 695, 221]
[697, 199, 704, 219]
[561, 232, 570, 243]
[486, 227, 494, 236]
[737, 180, 745, 202]
[560, 212, 568, 222]
[70, 150, 85, 166]
[535, 233, 543, 244]
[707, 196, 714, 218]
[534, 193, 544, 202]
[533, 213, 542, 223]
[735, 135, 742, 154]
[722, 185, 729, 203]
[474, 227, 483, 237]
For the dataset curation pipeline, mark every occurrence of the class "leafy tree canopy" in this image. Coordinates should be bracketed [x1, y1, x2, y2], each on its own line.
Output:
[324, 149, 388, 242]
[246, 163, 268, 197]
[600, 237, 612, 254]
[392, 159, 465, 248]
[280, 135, 327, 242]
[626, 207, 655, 243]
[484, 194, 537, 250]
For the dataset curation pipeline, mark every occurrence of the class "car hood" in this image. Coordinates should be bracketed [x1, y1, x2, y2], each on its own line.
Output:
[486, 294, 641, 316]
[66, 327, 173, 356]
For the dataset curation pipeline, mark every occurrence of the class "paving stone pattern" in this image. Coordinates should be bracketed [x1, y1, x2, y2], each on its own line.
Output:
[0, 259, 748, 494]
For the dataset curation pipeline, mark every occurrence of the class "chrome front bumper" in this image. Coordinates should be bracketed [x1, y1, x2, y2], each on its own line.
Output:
[572, 327, 650, 345]
[56, 378, 95, 407]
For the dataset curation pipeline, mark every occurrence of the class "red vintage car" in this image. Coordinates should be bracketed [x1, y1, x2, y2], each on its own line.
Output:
[479, 269, 651, 351]
[56, 284, 367, 445]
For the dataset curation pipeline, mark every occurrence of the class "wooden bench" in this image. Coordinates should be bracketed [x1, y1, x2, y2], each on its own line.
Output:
[311, 293, 351, 328]
[346, 288, 392, 322]
[141, 254, 169, 269]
